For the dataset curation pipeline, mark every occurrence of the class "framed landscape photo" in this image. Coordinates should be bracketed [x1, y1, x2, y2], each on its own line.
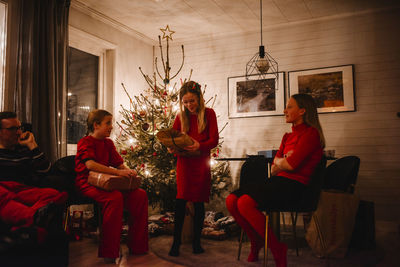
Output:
[228, 72, 285, 118]
[288, 65, 355, 113]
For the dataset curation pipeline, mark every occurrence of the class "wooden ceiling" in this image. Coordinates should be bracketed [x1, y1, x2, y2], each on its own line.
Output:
[72, 0, 400, 43]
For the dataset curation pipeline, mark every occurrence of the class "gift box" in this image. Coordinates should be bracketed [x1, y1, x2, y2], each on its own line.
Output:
[156, 128, 193, 149]
[88, 171, 140, 191]
[156, 128, 200, 156]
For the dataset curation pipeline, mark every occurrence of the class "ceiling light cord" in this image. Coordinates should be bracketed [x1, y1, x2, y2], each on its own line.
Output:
[260, 0, 263, 46]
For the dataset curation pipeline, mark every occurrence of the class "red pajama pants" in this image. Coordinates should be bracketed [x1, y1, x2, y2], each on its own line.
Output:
[78, 184, 149, 258]
[0, 181, 68, 226]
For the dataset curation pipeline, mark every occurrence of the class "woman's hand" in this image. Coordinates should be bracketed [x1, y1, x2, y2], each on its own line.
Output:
[271, 164, 281, 176]
[284, 150, 294, 158]
[167, 147, 178, 154]
[184, 139, 200, 152]
[273, 155, 294, 172]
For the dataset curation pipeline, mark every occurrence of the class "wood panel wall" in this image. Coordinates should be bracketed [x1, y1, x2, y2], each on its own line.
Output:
[168, 8, 400, 221]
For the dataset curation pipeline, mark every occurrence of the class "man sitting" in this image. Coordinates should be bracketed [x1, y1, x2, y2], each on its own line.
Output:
[0, 111, 68, 235]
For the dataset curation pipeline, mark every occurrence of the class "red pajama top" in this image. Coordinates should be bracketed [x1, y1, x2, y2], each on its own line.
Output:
[75, 136, 124, 190]
[274, 123, 323, 185]
[173, 108, 219, 202]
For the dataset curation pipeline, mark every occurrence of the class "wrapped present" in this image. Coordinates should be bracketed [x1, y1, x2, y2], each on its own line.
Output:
[148, 222, 163, 237]
[156, 128, 200, 157]
[88, 171, 140, 191]
[202, 228, 228, 240]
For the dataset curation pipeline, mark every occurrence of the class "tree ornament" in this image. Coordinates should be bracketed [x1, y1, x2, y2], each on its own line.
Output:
[142, 122, 150, 131]
[171, 95, 178, 102]
[139, 110, 146, 117]
[169, 169, 176, 176]
[153, 152, 157, 156]
[160, 25, 175, 40]
[121, 149, 127, 155]
[153, 142, 162, 151]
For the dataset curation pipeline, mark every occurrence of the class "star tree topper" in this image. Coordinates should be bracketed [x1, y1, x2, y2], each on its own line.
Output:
[160, 25, 175, 40]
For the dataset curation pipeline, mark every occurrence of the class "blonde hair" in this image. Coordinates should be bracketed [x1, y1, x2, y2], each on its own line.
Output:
[86, 109, 112, 135]
[292, 94, 326, 148]
[178, 81, 206, 133]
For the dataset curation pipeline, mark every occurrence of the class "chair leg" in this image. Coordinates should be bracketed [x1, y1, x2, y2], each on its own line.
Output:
[237, 228, 244, 260]
[264, 214, 269, 267]
[64, 206, 70, 231]
[290, 212, 299, 256]
[97, 205, 102, 238]
[281, 212, 286, 232]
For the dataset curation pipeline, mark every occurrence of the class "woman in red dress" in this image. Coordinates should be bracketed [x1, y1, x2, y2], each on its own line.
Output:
[168, 81, 219, 257]
[226, 94, 325, 267]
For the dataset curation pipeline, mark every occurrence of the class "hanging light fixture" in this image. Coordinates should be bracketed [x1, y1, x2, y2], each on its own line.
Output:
[246, 0, 278, 83]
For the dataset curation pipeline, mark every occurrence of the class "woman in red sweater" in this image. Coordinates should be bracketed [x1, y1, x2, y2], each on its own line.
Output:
[226, 94, 325, 267]
[168, 81, 219, 257]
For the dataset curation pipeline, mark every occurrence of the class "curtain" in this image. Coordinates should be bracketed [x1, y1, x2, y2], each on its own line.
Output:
[15, 0, 70, 162]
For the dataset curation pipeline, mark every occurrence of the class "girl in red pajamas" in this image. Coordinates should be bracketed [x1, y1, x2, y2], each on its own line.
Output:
[168, 81, 219, 257]
[75, 109, 148, 264]
[226, 94, 325, 267]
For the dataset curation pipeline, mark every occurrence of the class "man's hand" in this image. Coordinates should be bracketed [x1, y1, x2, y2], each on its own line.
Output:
[18, 131, 38, 150]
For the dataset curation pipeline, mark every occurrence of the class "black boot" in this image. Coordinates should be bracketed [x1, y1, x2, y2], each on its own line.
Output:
[192, 202, 205, 254]
[169, 199, 186, 257]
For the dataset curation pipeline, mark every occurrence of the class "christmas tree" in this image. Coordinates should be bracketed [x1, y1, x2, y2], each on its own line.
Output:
[115, 26, 231, 212]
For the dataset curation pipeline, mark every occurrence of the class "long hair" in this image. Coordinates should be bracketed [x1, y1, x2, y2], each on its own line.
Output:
[292, 94, 326, 148]
[86, 109, 112, 135]
[178, 81, 206, 133]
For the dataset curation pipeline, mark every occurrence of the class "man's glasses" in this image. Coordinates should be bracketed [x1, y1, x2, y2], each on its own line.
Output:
[0, 126, 23, 132]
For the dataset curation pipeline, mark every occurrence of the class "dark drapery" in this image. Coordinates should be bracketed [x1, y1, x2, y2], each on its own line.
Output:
[15, 0, 70, 162]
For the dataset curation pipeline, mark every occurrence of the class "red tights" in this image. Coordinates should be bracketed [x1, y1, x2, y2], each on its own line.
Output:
[226, 193, 287, 267]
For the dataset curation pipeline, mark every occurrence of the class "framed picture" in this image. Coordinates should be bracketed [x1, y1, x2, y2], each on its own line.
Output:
[288, 65, 355, 113]
[228, 72, 285, 118]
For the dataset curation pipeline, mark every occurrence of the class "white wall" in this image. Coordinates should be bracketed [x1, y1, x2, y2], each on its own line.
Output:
[168, 8, 400, 221]
[68, 7, 154, 124]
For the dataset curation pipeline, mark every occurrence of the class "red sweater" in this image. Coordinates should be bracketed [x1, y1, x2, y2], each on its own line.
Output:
[275, 123, 323, 185]
[75, 136, 124, 190]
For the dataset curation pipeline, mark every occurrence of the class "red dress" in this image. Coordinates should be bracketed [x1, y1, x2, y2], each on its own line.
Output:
[172, 108, 219, 202]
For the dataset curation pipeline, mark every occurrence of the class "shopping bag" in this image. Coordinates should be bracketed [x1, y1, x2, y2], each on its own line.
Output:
[305, 190, 359, 258]
[349, 200, 376, 249]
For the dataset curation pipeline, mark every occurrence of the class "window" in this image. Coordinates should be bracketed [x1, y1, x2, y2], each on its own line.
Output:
[67, 47, 99, 151]
[0, 2, 7, 110]
[67, 26, 116, 155]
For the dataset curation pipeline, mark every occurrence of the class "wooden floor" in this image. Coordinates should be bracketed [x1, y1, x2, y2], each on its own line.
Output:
[69, 237, 183, 267]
